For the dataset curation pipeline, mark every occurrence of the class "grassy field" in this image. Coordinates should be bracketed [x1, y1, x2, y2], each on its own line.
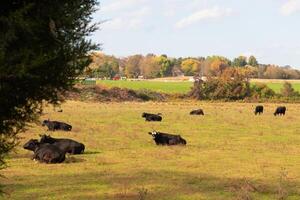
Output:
[2, 101, 300, 199]
[96, 80, 193, 94]
[96, 80, 300, 94]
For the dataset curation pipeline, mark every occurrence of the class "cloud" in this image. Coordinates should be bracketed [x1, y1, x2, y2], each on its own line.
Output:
[101, 0, 146, 12]
[163, 0, 208, 17]
[102, 7, 150, 30]
[280, 0, 300, 15]
[175, 7, 233, 29]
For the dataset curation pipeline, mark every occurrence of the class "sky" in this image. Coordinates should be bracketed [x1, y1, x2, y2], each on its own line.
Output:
[91, 0, 300, 68]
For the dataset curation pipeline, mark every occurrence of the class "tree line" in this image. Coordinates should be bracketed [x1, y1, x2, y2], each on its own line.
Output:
[85, 52, 300, 79]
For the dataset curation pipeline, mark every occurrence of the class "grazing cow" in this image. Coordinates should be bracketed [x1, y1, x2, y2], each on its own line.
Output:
[274, 106, 286, 116]
[190, 109, 204, 115]
[57, 109, 63, 112]
[23, 139, 65, 163]
[39, 134, 85, 154]
[42, 119, 72, 131]
[148, 131, 187, 145]
[254, 105, 264, 115]
[142, 112, 162, 122]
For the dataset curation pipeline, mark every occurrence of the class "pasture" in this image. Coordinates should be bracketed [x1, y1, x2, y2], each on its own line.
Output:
[2, 101, 300, 200]
[96, 80, 192, 94]
[96, 80, 300, 94]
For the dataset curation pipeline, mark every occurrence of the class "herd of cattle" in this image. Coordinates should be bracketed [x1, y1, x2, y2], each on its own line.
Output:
[23, 105, 287, 164]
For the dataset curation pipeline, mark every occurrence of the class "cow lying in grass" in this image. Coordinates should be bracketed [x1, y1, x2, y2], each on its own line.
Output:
[190, 109, 204, 115]
[23, 139, 65, 163]
[142, 112, 162, 121]
[148, 131, 187, 145]
[39, 134, 85, 154]
[42, 119, 72, 131]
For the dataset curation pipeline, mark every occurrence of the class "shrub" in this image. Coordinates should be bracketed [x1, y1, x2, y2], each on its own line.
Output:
[251, 83, 276, 99]
[280, 82, 299, 97]
[189, 68, 251, 100]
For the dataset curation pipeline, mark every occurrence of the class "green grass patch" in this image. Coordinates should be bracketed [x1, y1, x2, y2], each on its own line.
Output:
[262, 82, 300, 93]
[97, 80, 193, 94]
[96, 80, 300, 94]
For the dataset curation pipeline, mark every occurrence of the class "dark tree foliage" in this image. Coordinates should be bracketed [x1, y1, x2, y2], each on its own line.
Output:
[0, 0, 99, 172]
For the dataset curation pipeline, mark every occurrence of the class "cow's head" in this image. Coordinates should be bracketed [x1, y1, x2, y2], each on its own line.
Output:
[142, 113, 146, 117]
[42, 119, 50, 126]
[23, 139, 39, 151]
[148, 131, 158, 137]
[180, 138, 187, 145]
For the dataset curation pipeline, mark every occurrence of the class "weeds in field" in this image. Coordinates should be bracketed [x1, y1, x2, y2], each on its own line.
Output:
[137, 187, 148, 200]
[233, 178, 257, 200]
[276, 168, 289, 200]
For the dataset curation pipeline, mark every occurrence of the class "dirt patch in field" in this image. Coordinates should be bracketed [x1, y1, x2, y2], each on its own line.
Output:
[65, 85, 167, 102]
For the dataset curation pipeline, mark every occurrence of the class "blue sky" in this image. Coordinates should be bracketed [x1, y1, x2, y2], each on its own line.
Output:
[91, 0, 300, 68]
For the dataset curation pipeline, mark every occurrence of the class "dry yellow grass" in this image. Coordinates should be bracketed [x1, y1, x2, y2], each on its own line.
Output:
[2, 101, 300, 200]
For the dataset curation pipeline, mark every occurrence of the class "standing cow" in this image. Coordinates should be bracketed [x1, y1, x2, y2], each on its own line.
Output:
[23, 139, 65, 163]
[254, 105, 264, 115]
[274, 106, 286, 116]
[148, 131, 187, 145]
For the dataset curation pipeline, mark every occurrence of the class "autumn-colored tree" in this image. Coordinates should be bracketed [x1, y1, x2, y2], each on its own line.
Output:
[181, 58, 201, 76]
[209, 59, 228, 76]
[203, 56, 231, 76]
[87, 53, 119, 78]
[190, 68, 251, 100]
[263, 65, 286, 79]
[237, 66, 258, 78]
[125, 55, 143, 78]
[140, 55, 161, 78]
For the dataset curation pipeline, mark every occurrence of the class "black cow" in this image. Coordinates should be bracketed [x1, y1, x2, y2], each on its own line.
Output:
[23, 139, 65, 163]
[42, 119, 72, 131]
[39, 134, 85, 154]
[254, 105, 264, 115]
[142, 113, 162, 121]
[190, 109, 204, 115]
[274, 106, 286, 116]
[148, 131, 187, 145]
